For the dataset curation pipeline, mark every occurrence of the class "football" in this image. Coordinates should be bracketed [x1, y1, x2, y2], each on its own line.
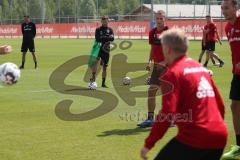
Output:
[123, 76, 131, 85]
[88, 82, 98, 90]
[0, 62, 21, 85]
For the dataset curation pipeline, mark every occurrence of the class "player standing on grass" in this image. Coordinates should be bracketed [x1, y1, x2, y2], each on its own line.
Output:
[90, 16, 114, 88]
[203, 15, 224, 68]
[140, 29, 228, 160]
[221, 0, 240, 159]
[198, 29, 217, 65]
[19, 15, 37, 69]
[137, 10, 168, 128]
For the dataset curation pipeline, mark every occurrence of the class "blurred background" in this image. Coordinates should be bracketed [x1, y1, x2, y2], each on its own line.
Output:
[0, 0, 225, 24]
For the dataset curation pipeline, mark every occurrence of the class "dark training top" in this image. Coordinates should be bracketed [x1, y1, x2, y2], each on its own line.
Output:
[95, 26, 114, 53]
[21, 22, 36, 40]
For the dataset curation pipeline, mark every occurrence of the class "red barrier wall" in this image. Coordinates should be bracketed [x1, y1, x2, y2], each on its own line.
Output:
[0, 20, 227, 39]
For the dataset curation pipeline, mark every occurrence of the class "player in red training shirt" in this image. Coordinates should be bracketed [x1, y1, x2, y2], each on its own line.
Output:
[137, 10, 169, 128]
[221, 0, 240, 159]
[140, 29, 227, 160]
[198, 28, 218, 65]
[203, 15, 224, 68]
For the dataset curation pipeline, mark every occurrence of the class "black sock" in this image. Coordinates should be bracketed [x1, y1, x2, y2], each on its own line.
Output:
[236, 135, 240, 146]
[35, 62, 37, 68]
[204, 60, 208, 67]
[147, 112, 154, 120]
[198, 58, 201, 63]
[218, 59, 223, 63]
[102, 78, 106, 86]
[21, 61, 25, 67]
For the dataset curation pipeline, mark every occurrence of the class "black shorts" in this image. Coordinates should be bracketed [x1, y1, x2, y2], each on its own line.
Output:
[97, 51, 109, 67]
[154, 138, 224, 160]
[21, 39, 35, 52]
[205, 41, 215, 52]
[230, 75, 240, 100]
[150, 64, 166, 86]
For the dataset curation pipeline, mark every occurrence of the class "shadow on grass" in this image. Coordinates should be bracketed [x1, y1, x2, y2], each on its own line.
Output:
[97, 127, 150, 137]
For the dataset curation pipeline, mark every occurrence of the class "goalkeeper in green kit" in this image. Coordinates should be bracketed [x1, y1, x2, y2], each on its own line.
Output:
[90, 16, 114, 88]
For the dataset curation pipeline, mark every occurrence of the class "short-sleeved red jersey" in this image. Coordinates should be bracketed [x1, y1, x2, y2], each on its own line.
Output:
[204, 23, 217, 42]
[149, 27, 168, 63]
[225, 17, 240, 75]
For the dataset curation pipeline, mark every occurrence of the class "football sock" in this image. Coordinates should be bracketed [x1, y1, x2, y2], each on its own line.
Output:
[102, 78, 106, 86]
[21, 61, 25, 67]
[236, 135, 240, 146]
[218, 59, 223, 63]
[147, 112, 154, 120]
[203, 60, 208, 67]
[35, 62, 37, 69]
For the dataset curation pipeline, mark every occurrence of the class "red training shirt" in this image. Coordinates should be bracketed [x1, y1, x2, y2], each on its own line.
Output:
[225, 16, 240, 75]
[149, 27, 168, 63]
[144, 55, 228, 150]
[204, 23, 217, 42]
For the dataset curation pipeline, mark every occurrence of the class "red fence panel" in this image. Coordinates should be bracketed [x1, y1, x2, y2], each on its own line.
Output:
[0, 20, 227, 39]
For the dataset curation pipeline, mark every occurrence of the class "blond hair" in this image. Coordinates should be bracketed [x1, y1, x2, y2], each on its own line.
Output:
[155, 10, 166, 17]
[161, 29, 189, 54]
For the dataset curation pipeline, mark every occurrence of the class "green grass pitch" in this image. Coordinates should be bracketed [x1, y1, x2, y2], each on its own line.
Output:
[0, 38, 236, 160]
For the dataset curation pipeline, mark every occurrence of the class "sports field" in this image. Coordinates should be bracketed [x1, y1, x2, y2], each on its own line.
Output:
[0, 38, 236, 160]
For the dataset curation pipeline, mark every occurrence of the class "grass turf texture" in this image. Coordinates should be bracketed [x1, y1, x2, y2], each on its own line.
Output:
[0, 38, 235, 160]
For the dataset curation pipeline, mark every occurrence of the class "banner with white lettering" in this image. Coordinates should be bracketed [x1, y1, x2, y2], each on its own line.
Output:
[0, 20, 227, 39]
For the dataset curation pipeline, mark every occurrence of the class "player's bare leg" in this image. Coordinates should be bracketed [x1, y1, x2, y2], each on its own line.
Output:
[204, 51, 224, 67]
[198, 50, 205, 63]
[203, 51, 210, 67]
[210, 54, 216, 65]
[90, 59, 99, 82]
[147, 85, 158, 118]
[101, 66, 107, 88]
[20, 52, 27, 69]
[31, 52, 37, 69]
[137, 85, 158, 128]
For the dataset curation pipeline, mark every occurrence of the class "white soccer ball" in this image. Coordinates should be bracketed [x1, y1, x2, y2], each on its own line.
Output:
[123, 77, 131, 85]
[208, 69, 213, 76]
[88, 82, 97, 90]
[0, 62, 21, 85]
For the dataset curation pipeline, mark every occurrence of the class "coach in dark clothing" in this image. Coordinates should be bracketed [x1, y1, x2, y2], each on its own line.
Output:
[90, 16, 114, 88]
[20, 15, 37, 69]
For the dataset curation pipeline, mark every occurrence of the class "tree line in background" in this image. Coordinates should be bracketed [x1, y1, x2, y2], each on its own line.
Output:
[0, 0, 216, 24]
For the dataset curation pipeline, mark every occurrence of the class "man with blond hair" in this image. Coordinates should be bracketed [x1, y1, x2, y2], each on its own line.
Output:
[137, 10, 168, 128]
[140, 28, 227, 160]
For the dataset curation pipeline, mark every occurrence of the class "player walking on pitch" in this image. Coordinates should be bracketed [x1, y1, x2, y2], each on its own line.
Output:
[140, 29, 227, 160]
[221, 0, 240, 159]
[90, 16, 114, 88]
[203, 15, 224, 68]
[198, 29, 218, 66]
[137, 10, 168, 128]
[19, 15, 37, 69]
